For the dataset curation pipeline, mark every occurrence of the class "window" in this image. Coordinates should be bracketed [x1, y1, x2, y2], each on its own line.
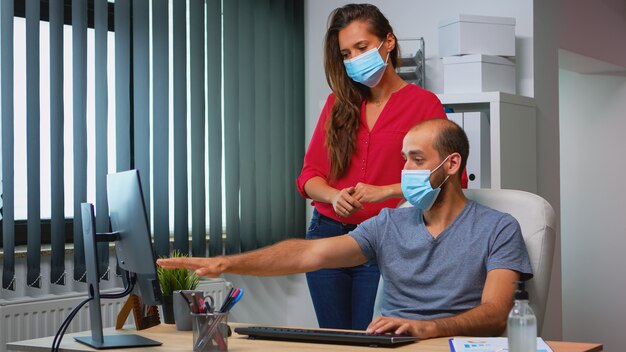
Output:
[1, 0, 305, 258]
[2, 1, 116, 247]
[12, 16, 117, 221]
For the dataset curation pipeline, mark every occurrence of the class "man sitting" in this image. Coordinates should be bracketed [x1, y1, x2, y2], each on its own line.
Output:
[157, 119, 532, 338]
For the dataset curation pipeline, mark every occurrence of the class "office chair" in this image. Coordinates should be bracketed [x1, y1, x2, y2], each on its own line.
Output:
[373, 189, 556, 333]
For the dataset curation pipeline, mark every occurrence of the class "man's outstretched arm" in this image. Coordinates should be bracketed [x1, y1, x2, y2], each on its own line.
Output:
[156, 235, 368, 277]
[367, 269, 519, 338]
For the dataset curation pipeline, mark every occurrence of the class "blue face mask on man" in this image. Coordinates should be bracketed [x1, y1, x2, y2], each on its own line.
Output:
[401, 155, 451, 211]
[343, 41, 389, 88]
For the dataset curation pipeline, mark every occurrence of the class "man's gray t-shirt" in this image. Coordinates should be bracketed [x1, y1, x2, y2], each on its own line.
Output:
[349, 200, 532, 320]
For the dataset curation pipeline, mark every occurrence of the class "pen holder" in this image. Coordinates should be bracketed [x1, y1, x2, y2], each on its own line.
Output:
[173, 290, 204, 331]
[191, 312, 229, 352]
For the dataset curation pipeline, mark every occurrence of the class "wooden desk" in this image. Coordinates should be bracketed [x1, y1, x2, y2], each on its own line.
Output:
[7, 323, 603, 352]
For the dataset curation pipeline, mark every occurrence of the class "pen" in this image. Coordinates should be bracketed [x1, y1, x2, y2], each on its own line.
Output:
[198, 297, 206, 313]
[191, 293, 201, 313]
[223, 289, 244, 312]
[218, 288, 240, 313]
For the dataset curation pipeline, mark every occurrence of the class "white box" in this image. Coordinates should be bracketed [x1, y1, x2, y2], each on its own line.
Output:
[443, 54, 516, 94]
[438, 14, 515, 57]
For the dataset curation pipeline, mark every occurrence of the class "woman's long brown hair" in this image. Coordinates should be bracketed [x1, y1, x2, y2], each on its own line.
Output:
[324, 4, 399, 180]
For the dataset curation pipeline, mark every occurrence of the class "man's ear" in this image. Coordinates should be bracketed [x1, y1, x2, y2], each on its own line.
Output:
[447, 153, 462, 176]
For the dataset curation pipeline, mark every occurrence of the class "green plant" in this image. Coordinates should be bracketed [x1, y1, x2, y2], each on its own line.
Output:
[157, 250, 200, 296]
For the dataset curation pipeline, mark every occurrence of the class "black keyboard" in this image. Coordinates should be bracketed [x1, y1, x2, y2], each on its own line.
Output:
[234, 326, 419, 347]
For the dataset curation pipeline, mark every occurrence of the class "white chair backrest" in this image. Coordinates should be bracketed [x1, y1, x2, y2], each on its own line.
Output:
[463, 189, 555, 332]
[373, 189, 556, 332]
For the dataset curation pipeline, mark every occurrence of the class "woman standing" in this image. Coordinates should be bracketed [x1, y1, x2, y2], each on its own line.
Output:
[297, 4, 449, 330]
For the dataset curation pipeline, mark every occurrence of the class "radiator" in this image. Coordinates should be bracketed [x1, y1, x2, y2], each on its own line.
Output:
[0, 293, 127, 351]
[0, 279, 228, 350]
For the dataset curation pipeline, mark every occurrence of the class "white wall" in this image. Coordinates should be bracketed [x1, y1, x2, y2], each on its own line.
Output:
[557, 1, 626, 349]
[559, 66, 626, 352]
[559, 0, 626, 69]
[224, 274, 317, 328]
[532, 0, 562, 340]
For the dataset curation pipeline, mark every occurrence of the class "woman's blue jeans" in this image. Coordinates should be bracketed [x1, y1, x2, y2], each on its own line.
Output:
[305, 209, 380, 330]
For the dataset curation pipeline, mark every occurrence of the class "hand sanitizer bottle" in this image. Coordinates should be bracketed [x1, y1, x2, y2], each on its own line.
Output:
[507, 281, 537, 352]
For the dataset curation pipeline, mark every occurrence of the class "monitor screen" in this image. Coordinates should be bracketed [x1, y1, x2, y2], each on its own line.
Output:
[107, 169, 162, 305]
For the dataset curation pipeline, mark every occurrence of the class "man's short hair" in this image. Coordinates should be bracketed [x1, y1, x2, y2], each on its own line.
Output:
[415, 119, 469, 179]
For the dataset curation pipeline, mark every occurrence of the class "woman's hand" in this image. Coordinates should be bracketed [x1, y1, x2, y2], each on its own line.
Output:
[331, 187, 364, 217]
[353, 183, 394, 203]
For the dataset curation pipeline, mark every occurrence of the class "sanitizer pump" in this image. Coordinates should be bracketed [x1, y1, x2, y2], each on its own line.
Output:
[507, 281, 537, 352]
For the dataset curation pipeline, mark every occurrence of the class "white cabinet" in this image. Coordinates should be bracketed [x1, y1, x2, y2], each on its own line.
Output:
[438, 92, 537, 193]
[448, 111, 491, 189]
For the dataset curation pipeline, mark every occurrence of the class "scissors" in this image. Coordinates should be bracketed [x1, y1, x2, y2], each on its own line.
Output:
[203, 294, 215, 313]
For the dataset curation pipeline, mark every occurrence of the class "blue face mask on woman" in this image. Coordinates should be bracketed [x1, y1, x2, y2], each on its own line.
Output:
[343, 41, 389, 88]
[401, 155, 451, 211]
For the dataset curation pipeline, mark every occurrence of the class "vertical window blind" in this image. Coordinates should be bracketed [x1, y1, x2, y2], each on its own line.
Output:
[0, 0, 305, 292]
[2, 0, 16, 290]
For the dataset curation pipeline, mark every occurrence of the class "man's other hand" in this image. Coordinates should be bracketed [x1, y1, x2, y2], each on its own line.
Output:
[367, 316, 436, 338]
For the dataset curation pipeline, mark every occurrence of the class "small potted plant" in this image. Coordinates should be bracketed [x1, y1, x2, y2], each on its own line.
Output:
[157, 250, 200, 324]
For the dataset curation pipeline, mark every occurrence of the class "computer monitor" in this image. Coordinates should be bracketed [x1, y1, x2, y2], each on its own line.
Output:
[106, 170, 162, 306]
[74, 170, 163, 349]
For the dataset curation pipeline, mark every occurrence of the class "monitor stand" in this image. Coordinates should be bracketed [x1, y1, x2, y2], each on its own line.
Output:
[74, 204, 161, 349]
[74, 334, 162, 350]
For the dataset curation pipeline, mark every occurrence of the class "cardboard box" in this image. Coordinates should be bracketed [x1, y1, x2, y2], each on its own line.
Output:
[443, 54, 516, 94]
[439, 14, 515, 57]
